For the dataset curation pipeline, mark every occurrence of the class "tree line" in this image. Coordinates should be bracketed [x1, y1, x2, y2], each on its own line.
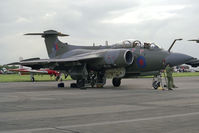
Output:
[0, 65, 18, 70]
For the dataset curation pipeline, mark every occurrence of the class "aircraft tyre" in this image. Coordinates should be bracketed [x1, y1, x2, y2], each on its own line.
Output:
[112, 78, 121, 87]
[77, 79, 86, 89]
[58, 82, 65, 88]
[152, 81, 160, 89]
[70, 83, 77, 88]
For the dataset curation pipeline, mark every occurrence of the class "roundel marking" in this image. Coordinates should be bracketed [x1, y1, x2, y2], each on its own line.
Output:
[137, 56, 146, 68]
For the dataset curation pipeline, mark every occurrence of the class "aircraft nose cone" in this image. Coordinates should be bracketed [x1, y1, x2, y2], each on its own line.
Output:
[165, 53, 193, 66]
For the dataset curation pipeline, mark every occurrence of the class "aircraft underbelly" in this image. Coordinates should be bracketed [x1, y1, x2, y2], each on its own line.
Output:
[105, 67, 126, 78]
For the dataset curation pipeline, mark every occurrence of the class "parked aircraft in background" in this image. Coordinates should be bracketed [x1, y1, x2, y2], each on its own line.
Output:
[8, 67, 61, 82]
[8, 30, 198, 88]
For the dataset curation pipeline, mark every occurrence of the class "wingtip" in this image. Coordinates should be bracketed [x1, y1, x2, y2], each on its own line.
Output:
[24, 33, 44, 36]
[24, 31, 70, 37]
[7, 62, 20, 65]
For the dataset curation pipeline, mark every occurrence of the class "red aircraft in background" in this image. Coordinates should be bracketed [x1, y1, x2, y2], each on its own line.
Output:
[9, 68, 61, 82]
[8, 57, 61, 82]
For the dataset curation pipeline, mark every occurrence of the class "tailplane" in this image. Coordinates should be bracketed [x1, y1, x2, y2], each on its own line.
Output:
[25, 30, 69, 58]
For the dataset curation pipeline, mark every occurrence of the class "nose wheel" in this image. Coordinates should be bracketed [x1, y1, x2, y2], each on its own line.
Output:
[152, 81, 160, 90]
[152, 73, 166, 90]
[77, 79, 86, 89]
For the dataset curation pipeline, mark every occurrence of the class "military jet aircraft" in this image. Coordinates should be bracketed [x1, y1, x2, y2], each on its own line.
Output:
[8, 57, 61, 82]
[8, 67, 61, 82]
[8, 30, 195, 88]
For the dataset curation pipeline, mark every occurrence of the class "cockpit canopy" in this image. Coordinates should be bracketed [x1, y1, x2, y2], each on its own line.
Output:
[112, 39, 160, 49]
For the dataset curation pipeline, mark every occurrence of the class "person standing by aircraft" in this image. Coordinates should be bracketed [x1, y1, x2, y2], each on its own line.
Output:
[165, 64, 177, 90]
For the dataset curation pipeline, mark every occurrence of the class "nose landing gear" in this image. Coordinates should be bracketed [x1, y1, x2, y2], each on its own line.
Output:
[152, 72, 167, 90]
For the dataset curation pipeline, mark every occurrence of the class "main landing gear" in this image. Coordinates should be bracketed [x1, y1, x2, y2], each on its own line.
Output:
[70, 71, 106, 89]
[70, 78, 87, 89]
[76, 79, 86, 89]
[70, 79, 87, 89]
[112, 78, 121, 87]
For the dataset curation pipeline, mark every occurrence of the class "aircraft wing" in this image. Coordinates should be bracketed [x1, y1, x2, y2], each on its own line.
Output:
[8, 53, 101, 69]
[185, 58, 199, 67]
[8, 68, 48, 74]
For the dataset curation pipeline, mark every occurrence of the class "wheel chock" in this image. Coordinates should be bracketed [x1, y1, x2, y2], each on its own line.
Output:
[157, 86, 164, 90]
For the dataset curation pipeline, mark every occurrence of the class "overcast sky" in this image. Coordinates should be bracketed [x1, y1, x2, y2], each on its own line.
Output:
[1, 0, 199, 65]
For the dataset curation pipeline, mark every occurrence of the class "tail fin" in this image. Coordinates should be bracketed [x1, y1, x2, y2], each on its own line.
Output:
[25, 30, 69, 58]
